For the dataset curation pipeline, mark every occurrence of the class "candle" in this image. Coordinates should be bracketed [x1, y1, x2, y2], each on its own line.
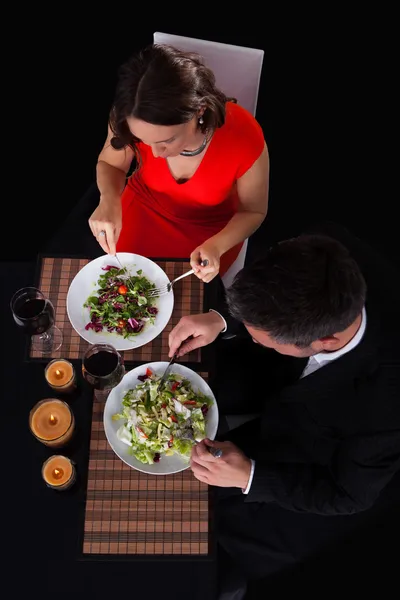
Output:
[29, 399, 75, 447]
[42, 455, 76, 490]
[45, 359, 76, 393]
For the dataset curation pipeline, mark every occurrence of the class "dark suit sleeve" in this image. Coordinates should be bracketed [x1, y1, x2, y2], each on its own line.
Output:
[213, 276, 247, 337]
[246, 428, 400, 515]
[219, 307, 245, 336]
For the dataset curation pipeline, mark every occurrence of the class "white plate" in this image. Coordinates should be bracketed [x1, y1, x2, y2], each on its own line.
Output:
[103, 362, 219, 475]
[66, 253, 174, 351]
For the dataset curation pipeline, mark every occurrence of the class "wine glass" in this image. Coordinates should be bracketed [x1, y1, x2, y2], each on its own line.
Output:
[10, 287, 63, 355]
[82, 343, 125, 392]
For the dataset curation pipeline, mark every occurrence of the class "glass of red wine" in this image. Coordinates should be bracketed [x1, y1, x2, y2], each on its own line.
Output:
[11, 287, 63, 355]
[82, 343, 125, 392]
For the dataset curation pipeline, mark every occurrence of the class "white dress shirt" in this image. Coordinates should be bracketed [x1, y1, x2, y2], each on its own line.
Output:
[243, 307, 367, 494]
[209, 309, 228, 332]
[300, 307, 367, 378]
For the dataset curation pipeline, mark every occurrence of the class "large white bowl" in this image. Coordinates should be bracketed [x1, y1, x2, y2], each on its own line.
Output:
[66, 253, 174, 351]
[103, 362, 219, 475]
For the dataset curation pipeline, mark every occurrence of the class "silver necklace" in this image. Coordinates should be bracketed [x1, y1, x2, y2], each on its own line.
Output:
[180, 133, 209, 157]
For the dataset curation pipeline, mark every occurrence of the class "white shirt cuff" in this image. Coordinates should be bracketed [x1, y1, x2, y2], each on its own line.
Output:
[209, 309, 227, 333]
[242, 459, 255, 494]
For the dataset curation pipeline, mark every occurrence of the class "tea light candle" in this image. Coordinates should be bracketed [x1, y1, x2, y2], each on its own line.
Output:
[42, 455, 76, 491]
[45, 359, 76, 393]
[29, 399, 75, 447]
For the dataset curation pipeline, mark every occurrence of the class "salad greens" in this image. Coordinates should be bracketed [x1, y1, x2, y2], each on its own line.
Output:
[84, 265, 159, 338]
[112, 368, 212, 464]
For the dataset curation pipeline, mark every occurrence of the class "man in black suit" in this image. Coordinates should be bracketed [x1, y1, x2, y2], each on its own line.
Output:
[168, 224, 400, 590]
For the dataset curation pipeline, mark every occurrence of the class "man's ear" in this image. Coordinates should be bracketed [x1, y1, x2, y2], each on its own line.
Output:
[319, 336, 339, 351]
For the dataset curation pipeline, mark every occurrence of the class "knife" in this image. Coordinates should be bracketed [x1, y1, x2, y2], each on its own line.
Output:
[114, 254, 135, 293]
[157, 352, 178, 393]
[160, 349, 222, 457]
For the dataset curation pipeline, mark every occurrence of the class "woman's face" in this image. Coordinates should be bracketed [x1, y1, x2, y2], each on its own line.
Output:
[127, 115, 201, 158]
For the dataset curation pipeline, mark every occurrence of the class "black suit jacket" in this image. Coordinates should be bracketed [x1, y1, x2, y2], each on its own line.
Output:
[220, 223, 400, 516]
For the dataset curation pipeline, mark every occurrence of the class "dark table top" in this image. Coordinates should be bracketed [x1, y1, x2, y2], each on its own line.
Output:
[2, 260, 217, 599]
[4, 195, 400, 598]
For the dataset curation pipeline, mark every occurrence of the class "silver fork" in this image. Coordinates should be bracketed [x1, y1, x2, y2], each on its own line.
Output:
[179, 428, 223, 458]
[148, 260, 209, 298]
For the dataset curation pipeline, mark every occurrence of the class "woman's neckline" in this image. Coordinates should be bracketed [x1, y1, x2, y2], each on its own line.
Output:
[165, 131, 215, 185]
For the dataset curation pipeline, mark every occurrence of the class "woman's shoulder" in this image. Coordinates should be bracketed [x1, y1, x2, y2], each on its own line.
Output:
[224, 102, 262, 132]
[217, 101, 265, 168]
[220, 101, 265, 146]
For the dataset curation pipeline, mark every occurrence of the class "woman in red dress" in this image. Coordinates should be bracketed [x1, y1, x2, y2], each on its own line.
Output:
[89, 44, 269, 282]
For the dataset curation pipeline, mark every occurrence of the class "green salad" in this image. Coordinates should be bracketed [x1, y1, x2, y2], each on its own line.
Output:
[84, 265, 159, 338]
[112, 368, 212, 464]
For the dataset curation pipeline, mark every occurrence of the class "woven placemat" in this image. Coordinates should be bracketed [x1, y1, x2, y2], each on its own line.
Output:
[31, 257, 203, 362]
[83, 375, 210, 556]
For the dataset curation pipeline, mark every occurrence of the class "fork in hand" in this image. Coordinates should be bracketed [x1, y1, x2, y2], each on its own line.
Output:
[148, 260, 209, 298]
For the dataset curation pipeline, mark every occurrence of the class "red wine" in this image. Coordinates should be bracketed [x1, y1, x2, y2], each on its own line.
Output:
[84, 351, 118, 377]
[13, 298, 54, 335]
[83, 350, 124, 390]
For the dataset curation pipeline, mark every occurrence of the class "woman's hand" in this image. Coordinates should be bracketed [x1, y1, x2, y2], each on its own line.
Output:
[89, 196, 122, 255]
[190, 240, 221, 282]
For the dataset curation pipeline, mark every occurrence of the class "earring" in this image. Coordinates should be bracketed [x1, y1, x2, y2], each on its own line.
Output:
[199, 116, 204, 125]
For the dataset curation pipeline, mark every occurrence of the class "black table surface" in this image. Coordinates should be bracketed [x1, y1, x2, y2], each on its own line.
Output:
[3, 194, 400, 598]
[2, 260, 217, 599]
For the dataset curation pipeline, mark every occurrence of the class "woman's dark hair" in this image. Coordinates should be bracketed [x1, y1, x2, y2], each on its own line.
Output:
[109, 44, 233, 153]
[226, 235, 367, 347]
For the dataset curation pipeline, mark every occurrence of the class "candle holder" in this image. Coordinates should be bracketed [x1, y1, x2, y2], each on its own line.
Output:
[29, 399, 75, 447]
[45, 359, 77, 393]
[42, 455, 76, 491]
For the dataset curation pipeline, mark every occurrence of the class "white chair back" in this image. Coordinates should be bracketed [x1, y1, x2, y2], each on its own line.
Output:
[152, 33, 264, 285]
[153, 32, 264, 116]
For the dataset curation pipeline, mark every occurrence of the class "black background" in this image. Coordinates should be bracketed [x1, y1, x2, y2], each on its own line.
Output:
[2, 7, 399, 599]
[3, 9, 397, 265]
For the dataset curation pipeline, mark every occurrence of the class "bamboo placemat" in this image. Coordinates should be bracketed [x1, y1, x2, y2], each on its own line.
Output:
[31, 257, 203, 363]
[82, 375, 210, 556]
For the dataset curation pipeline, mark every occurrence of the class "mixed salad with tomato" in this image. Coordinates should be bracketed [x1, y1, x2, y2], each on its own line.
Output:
[112, 368, 212, 464]
[84, 265, 158, 338]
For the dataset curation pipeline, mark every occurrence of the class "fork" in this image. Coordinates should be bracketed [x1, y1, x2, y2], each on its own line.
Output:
[148, 260, 209, 298]
[179, 428, 223, 458]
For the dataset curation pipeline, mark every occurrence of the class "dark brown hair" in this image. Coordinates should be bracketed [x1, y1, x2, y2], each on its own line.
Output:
[109, 44, 233, 154]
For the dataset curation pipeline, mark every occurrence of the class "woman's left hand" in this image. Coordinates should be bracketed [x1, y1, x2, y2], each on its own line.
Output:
[190, 240, 221, 282]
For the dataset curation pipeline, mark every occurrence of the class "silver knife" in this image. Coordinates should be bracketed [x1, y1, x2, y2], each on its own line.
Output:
[157, 352, 178, 393]
[114, 254, 126, 273]
[114, 254, 135, 292]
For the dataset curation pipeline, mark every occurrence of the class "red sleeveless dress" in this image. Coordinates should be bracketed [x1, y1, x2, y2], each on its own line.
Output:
[116, 102, 265, 275]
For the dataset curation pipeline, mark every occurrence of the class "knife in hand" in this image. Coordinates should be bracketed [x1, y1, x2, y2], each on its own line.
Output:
[157, 352, 178, 393]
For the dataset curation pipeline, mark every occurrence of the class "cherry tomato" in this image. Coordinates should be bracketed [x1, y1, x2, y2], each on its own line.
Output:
[118, 285, 128, 295]
[146, 368, 153, 377]
[170, 415, 178, 423]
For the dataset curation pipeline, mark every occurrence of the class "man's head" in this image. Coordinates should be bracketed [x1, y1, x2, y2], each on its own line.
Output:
[226, 234, 367, 357]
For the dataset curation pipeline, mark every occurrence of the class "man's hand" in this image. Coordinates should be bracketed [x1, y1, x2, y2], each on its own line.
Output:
[191, 439, 252, 489]
[168, 312, 225, 357]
